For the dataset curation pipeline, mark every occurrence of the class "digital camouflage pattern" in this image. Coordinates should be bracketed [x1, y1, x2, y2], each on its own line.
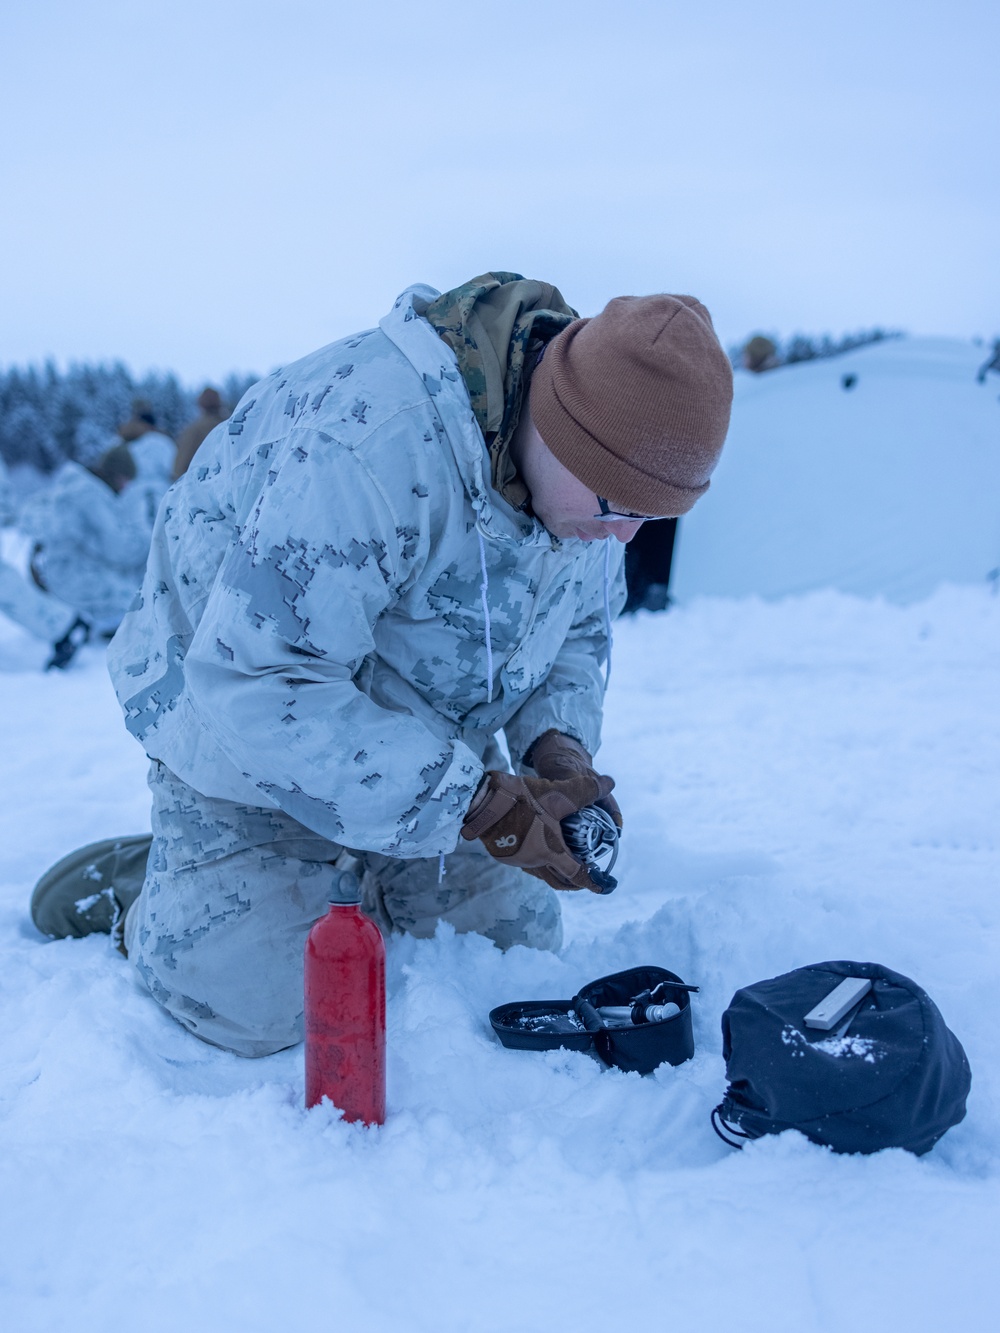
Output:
[122, 760, 561, 1056]
[108, 284, 625, 865]
[424, 272, 578, 511]
[28, 751, 562, 1056]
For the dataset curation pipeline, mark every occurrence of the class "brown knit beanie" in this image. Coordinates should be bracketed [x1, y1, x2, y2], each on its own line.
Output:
[530, 294, 733, 516]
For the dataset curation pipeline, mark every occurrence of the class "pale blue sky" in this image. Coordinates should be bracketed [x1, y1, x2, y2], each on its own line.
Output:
[2, 0, 997, 381]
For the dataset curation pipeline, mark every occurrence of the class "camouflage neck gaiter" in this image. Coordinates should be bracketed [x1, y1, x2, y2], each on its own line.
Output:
[423, 272, 578, 511]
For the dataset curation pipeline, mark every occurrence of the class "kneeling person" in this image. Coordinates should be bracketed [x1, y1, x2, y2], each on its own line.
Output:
[34, 273, 732, 1056]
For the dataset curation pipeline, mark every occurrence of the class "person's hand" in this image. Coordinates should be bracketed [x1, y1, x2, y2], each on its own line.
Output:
[527, 729, 622, 829]
[460, 769, 615, 893]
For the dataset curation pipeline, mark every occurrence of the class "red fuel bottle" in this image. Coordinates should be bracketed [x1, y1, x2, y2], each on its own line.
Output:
[304, 863, 386, 1124]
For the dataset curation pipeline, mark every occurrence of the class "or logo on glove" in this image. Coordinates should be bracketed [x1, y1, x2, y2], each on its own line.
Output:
[461, 733, 619, 894]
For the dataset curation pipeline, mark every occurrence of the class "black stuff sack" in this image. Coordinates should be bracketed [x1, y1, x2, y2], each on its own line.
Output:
[713, 960, 971, 1155]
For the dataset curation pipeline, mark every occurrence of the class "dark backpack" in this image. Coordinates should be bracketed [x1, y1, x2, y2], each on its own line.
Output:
[713, 960, 971, 1156]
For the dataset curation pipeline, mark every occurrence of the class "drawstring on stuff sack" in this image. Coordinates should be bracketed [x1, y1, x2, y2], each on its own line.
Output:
[710, 1104, 756, 1150]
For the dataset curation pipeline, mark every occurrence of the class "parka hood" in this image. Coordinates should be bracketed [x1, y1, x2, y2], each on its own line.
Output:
[423, 272, 578, 511]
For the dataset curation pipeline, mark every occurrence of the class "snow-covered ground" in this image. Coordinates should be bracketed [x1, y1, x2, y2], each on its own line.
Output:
[1, 585, 997, 1331]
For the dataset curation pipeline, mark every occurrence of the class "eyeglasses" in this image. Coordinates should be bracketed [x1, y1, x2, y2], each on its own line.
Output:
[593, 496, 668, 523]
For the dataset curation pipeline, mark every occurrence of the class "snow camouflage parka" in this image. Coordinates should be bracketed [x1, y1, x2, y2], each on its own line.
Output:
[27, 461, 151, 631]
[108, 285, 625, 860]
[128, 430, 176, 532]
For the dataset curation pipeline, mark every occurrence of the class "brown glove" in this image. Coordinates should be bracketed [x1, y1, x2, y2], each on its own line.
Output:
[527, 729, 622, 830]
[460, 769, 616, 893]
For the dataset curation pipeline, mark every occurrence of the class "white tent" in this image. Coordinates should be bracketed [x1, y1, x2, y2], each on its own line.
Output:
[670, 337, 1000, 604]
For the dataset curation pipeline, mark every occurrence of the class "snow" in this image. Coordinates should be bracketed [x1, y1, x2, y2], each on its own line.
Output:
[811, 1034, 879, 1063]
[1, 583, 997, 1331]
[671, 337, 1000, 603]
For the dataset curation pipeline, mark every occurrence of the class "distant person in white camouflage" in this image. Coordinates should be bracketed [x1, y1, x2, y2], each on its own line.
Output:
[25, 444, 150, 637]
[0, 453, 90, 668]
[118, 399, 174, 531]
[31, 273, 732, 1058]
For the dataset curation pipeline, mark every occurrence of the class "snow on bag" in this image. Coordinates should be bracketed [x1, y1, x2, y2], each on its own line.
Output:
[713, 960, 972, 1155]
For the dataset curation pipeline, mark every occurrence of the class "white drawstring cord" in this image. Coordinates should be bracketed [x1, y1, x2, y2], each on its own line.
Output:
[456, 526, 493, 888]
[603, 540, 613, 687]
[477, 528, 494, 704]
[438, 852, 446, 884]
